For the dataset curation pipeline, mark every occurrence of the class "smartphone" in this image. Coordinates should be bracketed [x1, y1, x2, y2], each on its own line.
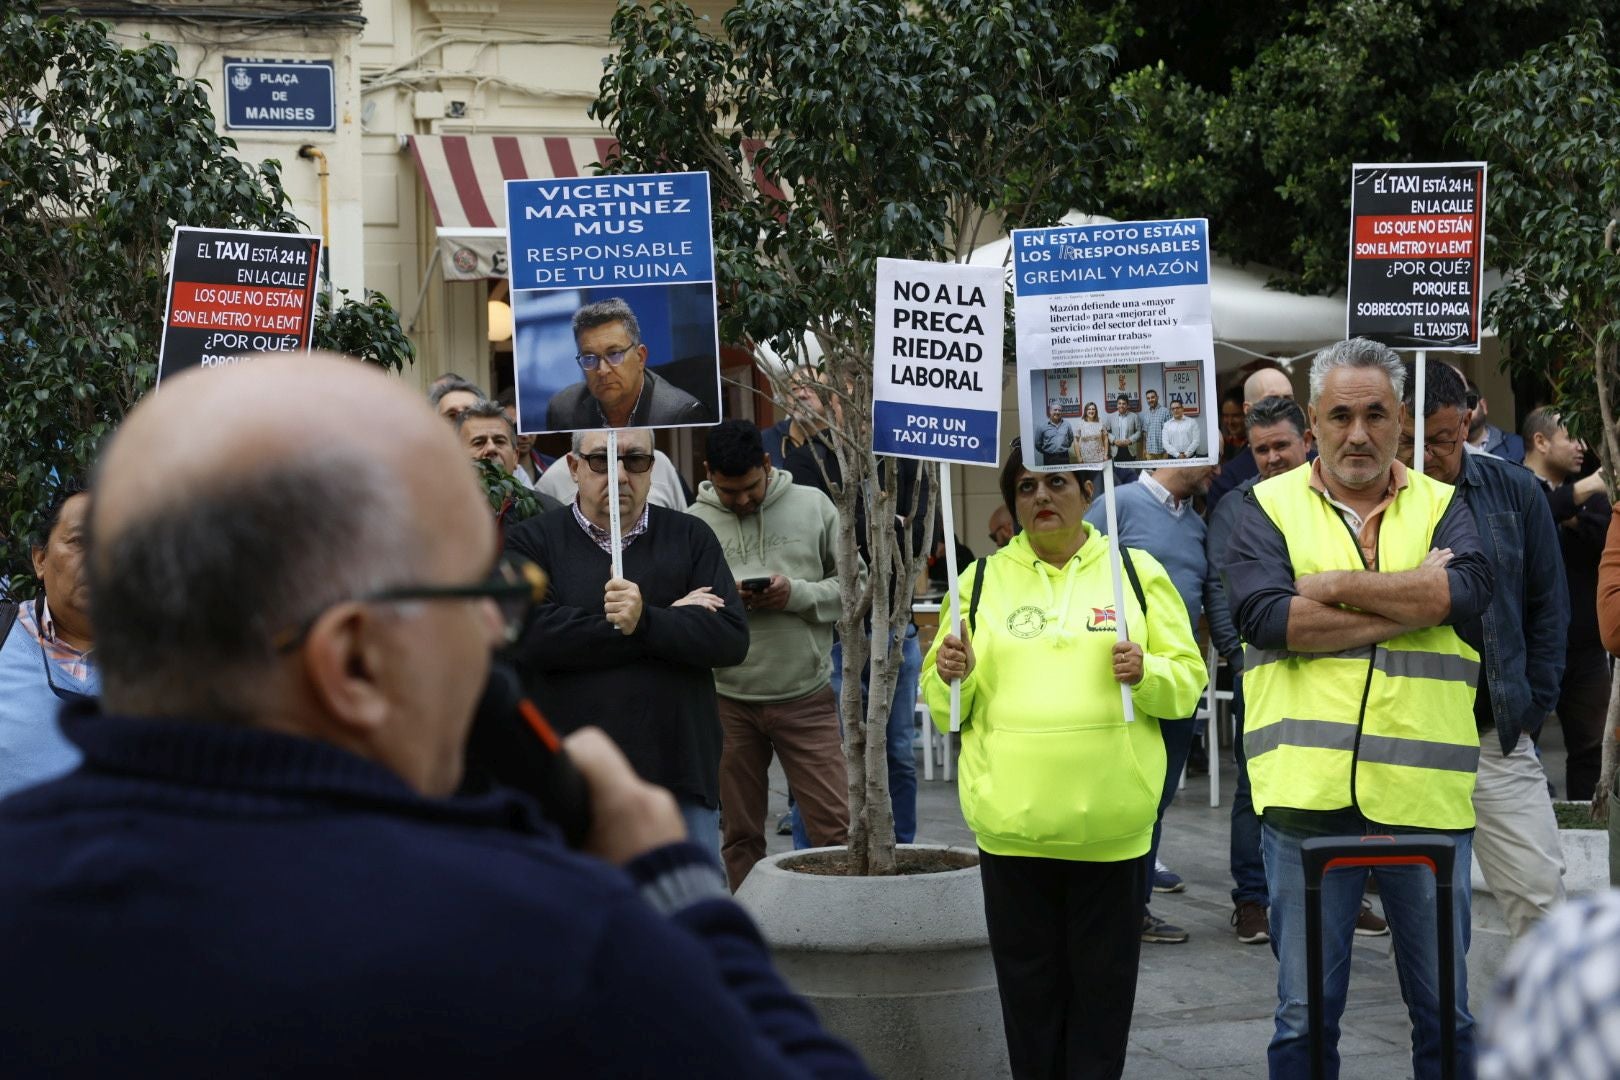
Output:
[741, 576, 771, 591]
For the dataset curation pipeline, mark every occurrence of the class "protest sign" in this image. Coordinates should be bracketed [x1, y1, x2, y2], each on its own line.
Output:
[1347, 162, 1487, 351]
[157, 226, 321, 383]
[872, 258, 1004, 466]
[1011, 218, 1217, 470]
[505, 171, 721, 435]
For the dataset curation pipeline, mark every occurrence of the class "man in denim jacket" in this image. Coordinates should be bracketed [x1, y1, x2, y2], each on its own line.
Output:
[1401, 363, 1568, 939]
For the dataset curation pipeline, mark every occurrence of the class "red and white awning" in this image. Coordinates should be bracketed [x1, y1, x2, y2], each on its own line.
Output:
[408, 133, 787, 281]
[408, 134, 620, 279]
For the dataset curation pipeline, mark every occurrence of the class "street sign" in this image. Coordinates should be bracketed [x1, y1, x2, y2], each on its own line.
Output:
[1347, 162, 1487, 351]
[872, 259, 1004, 465]
[224, 59, 335, 131]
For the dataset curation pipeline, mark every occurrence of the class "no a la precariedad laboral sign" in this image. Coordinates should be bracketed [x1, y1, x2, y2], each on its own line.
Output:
[1347, 162, 1487, 351]
[872, 258, 1004, 465]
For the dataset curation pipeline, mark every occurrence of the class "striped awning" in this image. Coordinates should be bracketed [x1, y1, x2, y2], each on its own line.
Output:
[407, 134, 620, 279]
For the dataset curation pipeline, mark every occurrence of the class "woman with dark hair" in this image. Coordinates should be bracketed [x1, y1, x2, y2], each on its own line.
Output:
[922, 444, 1204, 1080]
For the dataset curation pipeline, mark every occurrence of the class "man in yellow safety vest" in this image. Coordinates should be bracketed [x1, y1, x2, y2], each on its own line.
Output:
[1223, 338, 1494, 1080]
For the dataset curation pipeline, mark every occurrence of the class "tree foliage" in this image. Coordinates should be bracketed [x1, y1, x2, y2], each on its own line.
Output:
[594, 0, 1122, 874]
[1458, 21, 1620, 485]
[0, 2, 411, 591]
[1085, 0, 1606, 293]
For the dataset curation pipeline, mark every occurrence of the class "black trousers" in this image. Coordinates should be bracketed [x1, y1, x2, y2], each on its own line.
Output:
[1560, 649, 1613, 801]
[978, 849, 1148, 1080]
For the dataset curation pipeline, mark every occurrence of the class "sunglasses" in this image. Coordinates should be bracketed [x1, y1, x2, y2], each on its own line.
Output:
[578, 452, 656, 475]
[576, 346, 637, 371]
[273, 555, 549, 653]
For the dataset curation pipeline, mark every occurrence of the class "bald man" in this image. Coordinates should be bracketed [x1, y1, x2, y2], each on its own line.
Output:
[0, 354, 866, 1078]
[1206, 366, 1298, 513]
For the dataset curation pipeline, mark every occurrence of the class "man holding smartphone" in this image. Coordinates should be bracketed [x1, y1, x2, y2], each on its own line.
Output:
[690, 420, 854, 891]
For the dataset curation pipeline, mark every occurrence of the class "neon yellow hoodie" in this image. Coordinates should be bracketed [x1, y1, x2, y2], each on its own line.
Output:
[922, 526, 1207, 862]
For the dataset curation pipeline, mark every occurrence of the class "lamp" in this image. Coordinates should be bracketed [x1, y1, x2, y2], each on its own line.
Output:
[487, 298, 513, 343]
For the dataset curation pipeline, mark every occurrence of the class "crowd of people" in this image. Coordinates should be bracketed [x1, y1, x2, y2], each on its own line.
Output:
[0, 329, 1615, 1080]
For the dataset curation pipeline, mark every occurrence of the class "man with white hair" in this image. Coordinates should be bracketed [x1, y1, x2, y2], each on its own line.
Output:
[1225, 338, 1493, 1078]
[1206, 365, 1297, 513]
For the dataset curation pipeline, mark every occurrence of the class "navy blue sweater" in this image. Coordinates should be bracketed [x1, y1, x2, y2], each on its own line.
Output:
[0, 704, 870, 1079]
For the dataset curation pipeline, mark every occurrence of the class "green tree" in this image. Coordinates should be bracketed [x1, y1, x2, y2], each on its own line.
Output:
[1085, 0, 1605, 293]
[594, 0, 1122, 874]
[1458, 21, 1620, 817]
[0, 2, 411, 590]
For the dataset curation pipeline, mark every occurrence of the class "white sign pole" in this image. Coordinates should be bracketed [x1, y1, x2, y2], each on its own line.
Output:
[940, 465, 963, 733]
[1102, 466, 1136, 724]
[1413, 350, 1426, 466]
[607, 429, 624, 581]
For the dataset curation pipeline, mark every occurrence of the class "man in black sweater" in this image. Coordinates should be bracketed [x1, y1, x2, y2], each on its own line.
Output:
[505, 427, 749, 857]
[0, 354, 866, 1079]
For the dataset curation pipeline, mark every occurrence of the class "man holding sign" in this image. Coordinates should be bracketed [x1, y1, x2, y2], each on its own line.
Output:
[504, 429, 748, 858]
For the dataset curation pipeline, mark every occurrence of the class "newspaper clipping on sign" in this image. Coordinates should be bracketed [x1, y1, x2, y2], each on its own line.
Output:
[1012, 218, 1217, 471]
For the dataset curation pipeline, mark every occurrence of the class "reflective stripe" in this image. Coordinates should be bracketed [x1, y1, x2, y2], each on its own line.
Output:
[1372, 648, 1480, 686]
[1358, 734, 1480, 774]
[1245, 717, 1359, 759]
[1243, 645, 1370, 671]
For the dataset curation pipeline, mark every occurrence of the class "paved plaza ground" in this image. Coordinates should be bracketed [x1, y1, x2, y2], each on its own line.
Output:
[761, 716, 1579, 1079]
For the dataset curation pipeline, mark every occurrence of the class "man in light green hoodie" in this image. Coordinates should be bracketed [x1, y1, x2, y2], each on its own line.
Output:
[690, 420, 855, 891]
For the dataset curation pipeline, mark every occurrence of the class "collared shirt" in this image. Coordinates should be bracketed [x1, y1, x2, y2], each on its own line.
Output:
[1137, 474, 1186, 517]
[1106, 411, 1140, 448]
[572, 500, 651, 556]
[19, 599, 93, 683]
[1307, 458, 1409, 570]
[1140, 405, 1170, 452]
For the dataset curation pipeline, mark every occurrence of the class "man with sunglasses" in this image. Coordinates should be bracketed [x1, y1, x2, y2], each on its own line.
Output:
[505, 427, 749, 859]
[0, 355, 866, 1077]
[1397, 362, 1568, 941]
[0, 483, 96, 798]
[545, 297, 710, 429]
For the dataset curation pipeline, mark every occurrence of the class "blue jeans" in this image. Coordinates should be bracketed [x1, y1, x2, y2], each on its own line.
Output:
[679, 799, 721, 863]
[1228, 674, 1267, 906]
[807, 629, 920, 845]
[1262, 816, 1474, 1080]
[1145, 714, 1196, 895]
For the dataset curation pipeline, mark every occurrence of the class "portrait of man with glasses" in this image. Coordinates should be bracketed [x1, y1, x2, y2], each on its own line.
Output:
[544, 296, 711, 430]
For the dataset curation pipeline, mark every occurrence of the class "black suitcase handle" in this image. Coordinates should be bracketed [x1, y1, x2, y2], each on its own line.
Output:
[1300, 835, 1457, 1080]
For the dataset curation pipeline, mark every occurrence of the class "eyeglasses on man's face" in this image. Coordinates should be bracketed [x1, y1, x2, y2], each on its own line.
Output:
[272, 555, 549, 653]
[578, 451, 656, 475]
[575, 344, 638, 371]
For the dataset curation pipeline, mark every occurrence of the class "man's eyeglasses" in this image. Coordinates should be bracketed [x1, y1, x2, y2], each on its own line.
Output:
[578, 452, 656, 475]
[576, 346, 638, 371]
[273, 556, 549, 653]
[1399, 426, 1464, 459]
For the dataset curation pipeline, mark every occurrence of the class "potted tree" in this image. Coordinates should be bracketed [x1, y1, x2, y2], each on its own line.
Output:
[593, 1, 1122, 1073]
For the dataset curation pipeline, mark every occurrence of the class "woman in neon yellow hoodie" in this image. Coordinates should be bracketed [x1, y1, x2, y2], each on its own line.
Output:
[923, 446, 1206, 1080]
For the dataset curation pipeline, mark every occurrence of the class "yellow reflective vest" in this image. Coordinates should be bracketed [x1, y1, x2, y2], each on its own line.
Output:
[1243, 466, 1481, 829]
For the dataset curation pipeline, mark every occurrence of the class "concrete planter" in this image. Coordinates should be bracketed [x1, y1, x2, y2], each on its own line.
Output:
[735, 844, 1008, 1080]
[1470, 802, 1609, 896]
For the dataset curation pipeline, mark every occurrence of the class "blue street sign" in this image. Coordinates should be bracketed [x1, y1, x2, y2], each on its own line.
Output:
[224, 59, 335, 131]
